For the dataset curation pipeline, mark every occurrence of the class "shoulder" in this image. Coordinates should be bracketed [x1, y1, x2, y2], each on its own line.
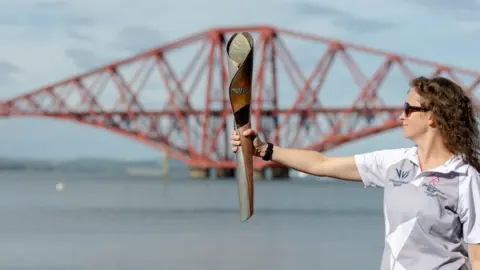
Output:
[353, 147, 415, 188]
[354, 146, 415, 167]
[458, 164, 480, 189]
[458, 165, 480, 195]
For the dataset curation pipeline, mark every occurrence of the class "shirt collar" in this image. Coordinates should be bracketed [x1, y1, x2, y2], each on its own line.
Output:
[405, 146, 469, 174]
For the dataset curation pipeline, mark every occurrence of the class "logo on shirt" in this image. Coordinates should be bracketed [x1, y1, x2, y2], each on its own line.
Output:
[389, 168, 411, 186]
[396, 168, 410, 179]
[422, 176, 445, 198]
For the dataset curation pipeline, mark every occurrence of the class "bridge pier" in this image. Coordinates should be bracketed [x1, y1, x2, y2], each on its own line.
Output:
[254, 168, 266, 180]
[188, 166, 289, 180]
[216, 168, 235, 178]
[189, 167, 210, 179]
[271, 167, 290, 179]
[215, 168, 266, 180]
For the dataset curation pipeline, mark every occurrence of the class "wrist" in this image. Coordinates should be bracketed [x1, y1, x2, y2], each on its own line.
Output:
[255, 144, 265, 158]
[261, 142, 274, 161]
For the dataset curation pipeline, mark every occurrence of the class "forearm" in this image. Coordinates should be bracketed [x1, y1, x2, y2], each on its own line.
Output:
[260, 144, 361, 181]
[468, 244, 480, 270]
[267, 145, 327, 175]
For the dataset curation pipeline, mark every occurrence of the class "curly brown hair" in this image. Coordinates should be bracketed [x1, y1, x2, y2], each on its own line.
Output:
[409, 76, 480, 170]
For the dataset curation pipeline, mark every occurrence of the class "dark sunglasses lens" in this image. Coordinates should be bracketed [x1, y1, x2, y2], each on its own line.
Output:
[404, 103, 409, 116]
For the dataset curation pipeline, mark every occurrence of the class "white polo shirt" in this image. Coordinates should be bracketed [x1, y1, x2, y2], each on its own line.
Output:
[354, 146, 480, 270]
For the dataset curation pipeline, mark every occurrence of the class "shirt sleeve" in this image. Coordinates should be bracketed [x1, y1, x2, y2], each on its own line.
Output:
[354, 148, 407, 188]
[458, 168, 480, 244]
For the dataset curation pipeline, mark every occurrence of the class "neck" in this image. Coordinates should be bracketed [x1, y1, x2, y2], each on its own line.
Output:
[414, 131, 453, 171]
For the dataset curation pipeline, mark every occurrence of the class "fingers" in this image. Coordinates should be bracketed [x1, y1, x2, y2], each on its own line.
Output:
[231, 129, 257, 140]
[230, 128, 258, 153]
[231, 130, 240, 141]
[230, 138, 241, 146]
[231, 128, 256, 137]
[242, 128, 255, 136]
[230, 130, 241, 153]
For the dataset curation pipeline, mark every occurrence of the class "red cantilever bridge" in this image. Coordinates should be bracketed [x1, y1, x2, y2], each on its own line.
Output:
[1, 25, 480, 178]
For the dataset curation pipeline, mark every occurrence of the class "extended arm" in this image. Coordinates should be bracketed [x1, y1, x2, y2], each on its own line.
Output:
[231, 129, 380, 183]
[264, 145, 362, 182]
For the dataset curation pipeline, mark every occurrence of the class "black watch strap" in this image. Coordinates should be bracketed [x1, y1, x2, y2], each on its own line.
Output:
[262, 142, 274, 161]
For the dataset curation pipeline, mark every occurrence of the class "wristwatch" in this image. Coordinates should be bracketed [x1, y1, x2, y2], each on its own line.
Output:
[262, 142, 274, 161]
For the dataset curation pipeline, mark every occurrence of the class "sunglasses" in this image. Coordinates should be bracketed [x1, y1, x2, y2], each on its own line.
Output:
[404, 102, 429, 117]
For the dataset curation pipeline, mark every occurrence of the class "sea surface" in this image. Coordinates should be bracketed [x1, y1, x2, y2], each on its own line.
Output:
[0, 170, 386, 270]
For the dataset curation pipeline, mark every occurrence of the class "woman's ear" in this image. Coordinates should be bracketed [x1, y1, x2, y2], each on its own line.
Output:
[427, 113, 436, 128]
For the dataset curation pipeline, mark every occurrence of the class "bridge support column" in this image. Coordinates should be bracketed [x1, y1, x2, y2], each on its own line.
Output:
[189, 167, 210, 179]
[271, 167, 290, 179]
[254, 169, 266, 180]
[216, 168, 235, 178]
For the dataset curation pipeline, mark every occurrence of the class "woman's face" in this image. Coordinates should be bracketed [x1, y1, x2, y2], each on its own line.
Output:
[399, 88, 432, 140]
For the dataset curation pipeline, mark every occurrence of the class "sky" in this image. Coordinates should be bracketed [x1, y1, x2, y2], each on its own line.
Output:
[0, 0, 480, 161]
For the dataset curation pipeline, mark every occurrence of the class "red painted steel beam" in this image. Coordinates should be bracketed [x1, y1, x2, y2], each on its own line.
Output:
[2, 25, 480, 169]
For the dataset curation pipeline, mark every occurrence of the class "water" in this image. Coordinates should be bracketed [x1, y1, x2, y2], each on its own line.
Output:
[0, 171, 386, 269]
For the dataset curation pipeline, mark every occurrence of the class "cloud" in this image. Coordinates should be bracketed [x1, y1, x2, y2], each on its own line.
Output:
[0, 0, 479, 159]
[404, 0, 480, 21]
[33, 0, 69, 8]
[112, 26, 164, 53]
[290, 2, 395, 34]
[66, 30, 93, 41]
[332, 17, 393, 34]
[0, 1, 94, 38]
[292, 2, 346, 17]
[64, 49, 106, 70]
[0, 60, 22, 85]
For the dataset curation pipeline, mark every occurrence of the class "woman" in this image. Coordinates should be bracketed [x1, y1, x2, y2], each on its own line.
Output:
[230, 76, 480, 270]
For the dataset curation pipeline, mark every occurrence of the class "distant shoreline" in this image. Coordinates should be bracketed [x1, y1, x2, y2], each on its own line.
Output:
[0, 157, 181, 173]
